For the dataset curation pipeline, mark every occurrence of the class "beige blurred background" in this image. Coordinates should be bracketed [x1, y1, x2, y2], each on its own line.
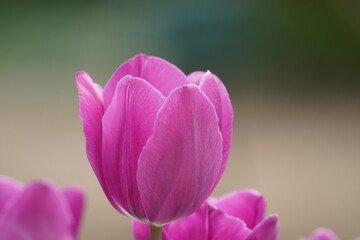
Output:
[1, 1, 359, 239]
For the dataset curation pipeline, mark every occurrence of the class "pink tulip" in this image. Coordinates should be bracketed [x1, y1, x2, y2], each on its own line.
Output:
[76, 54, 233, 224]
[0, 176, 84, 240]
[299, 228, 360, 240]
[132, 189, 279, 240]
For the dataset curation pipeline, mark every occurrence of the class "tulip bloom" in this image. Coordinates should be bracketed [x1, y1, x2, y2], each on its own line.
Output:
[0, 176, 84, 240]
[132, 189, 279, 240]
[299, 228, 360, 240]
[76, 54, 233, 225]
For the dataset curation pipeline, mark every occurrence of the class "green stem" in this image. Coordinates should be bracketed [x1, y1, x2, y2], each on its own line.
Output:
[150, 224, 163, 240]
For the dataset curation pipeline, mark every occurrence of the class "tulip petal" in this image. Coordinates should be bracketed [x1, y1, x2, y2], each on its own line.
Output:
[132, 221, 151, 240]
[102, 76, 166, 219]
[137, 84, 223, 224]
[0, 176, 22, 214]
[103, 54, 187, 108]
[166, 203, 249, 240]
[165, 203, 209, 240]
[76, 71, 105, 186]
[213, 190, 266, 229]
[208, 206, 250, 240]
[0, 181, 72, 240]
[299, 228, 339, 240]
[76, 71, 127, 214]
[245, 214, 279, 240]
[188, 71, 233, 183]
[63, 187, 85, 238]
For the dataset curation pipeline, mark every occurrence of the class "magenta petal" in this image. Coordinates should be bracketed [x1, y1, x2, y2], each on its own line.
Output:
[208, 206, 250, 240]
[102, 76, 165, 219]
[299, 228, 339, 240]
[198, 72, 223, 130]
[166, 203, 250, 240]
[197, 71, 233, 183]
[76, 71, 105, 186]
[76, 71, 121, 213]
[132, 221, 151, 240]
[0, 181, 72, 240]
[213, 190, 266, 229]
[0, 176, 22, 214]
[137, 84, 223, 224]
[165, 203, 209, 240]
[188, 71, 233, 184]
[245, 214, 279, 240]
[103, 54, 187, 108]
[63, 187, 85, 238]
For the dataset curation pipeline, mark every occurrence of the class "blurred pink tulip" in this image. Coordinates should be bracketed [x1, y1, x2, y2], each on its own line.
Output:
[76, 54, 233, 225]
[0, 176, 84, 240]
[299, 228, 360, 240]
[132, 189, 279, 240]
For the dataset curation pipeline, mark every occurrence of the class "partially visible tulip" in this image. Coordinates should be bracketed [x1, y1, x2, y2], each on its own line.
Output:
[132, 189, 279, 240]
[0, 176, 85, 240]
[76, 54, 233, 225]
[299, 228, 360, 240]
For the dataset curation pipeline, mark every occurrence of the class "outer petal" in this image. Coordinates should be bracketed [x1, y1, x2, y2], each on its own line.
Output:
[245, 214, 279, 240]
[166, 204, 250, 240]
[102, 76, 165, 219]
[0, 181, 73, 240]
[0, 176, 22, 214]
[63, 187, 85, 238]
[76, 72, 123, 214]
[76, 71, 105, 187]
[207, 206, 250, 240]
[188, 71, 233, 184]
[212, 189, 266, 229]
[299, 228, 339, 240]
[137, 84, 223, 224]
[132, 221, 152, 240]
[165, 203, 209, 240]
[103, 54, 187, 108]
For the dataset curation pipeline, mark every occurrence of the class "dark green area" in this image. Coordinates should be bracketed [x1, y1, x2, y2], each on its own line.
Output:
[0, 0, 359, 95]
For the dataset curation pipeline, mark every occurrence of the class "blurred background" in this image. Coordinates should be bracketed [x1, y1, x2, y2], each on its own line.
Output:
[1, 0, 359, 239]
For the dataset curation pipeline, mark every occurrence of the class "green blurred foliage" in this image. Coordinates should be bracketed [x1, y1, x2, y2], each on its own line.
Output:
[0, 0, 359, 94]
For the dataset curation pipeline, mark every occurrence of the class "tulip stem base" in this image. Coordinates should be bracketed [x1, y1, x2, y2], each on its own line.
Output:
[150, 224, 163, 240]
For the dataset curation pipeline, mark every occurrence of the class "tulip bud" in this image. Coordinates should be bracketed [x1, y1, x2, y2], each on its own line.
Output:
[76, 54, 233, 225]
